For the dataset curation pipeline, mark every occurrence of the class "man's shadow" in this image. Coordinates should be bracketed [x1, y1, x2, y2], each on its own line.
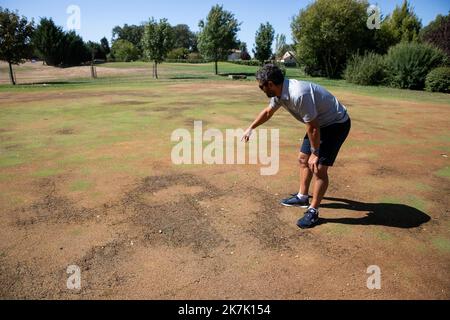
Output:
[318, 197, 431, 228]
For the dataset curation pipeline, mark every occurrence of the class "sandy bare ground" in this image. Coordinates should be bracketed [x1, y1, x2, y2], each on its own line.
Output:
[0, 61, 150, 84]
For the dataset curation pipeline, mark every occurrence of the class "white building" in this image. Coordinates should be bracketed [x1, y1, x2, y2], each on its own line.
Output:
[280, 51, 297, 66]
[228, 50, 242, 61]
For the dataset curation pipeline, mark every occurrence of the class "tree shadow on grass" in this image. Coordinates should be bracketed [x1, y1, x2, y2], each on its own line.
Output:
[17, 81, 89, 86]
[218, 72, 256, 77]
[318, 197, 431, 229]
[168, 76, 209, 80]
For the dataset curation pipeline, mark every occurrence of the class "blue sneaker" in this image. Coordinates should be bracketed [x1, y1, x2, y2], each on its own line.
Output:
[297, 208, 320, 229]
[281, 194, 310, 208]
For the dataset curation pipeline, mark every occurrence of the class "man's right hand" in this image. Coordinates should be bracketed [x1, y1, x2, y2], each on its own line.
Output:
[242, 105, 277, 143]
[241, 128, 253, 143]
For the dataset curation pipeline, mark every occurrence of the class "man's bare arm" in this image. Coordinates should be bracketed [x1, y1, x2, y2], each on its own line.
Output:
[305, 119, 321, 153]
[242, 106, 277, 142]
[305, 118, 321, 173]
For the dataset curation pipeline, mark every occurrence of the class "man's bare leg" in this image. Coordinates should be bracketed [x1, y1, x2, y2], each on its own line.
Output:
[298, 152, 313, 196]
[310, 165, 329, 209]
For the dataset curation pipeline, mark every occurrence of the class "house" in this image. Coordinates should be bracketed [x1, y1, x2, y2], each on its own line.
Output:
[280, 51, 297, 66]
[228, 49, 242, 61]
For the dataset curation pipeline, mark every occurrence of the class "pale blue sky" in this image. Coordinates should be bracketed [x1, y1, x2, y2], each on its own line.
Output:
[1, 0, 448, 50]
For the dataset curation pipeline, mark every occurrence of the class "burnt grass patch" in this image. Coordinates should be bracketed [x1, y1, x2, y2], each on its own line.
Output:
[14, 178, 97, 228]
[122, 174, 225, 254]
[15, 193, 97, 227]
[56, 128, 76, 135]
[105, 100, 149, 107]
[7, 173, 317, 298]
[116, 173, 301, 253]
[245, 187, 298, 251]
[74, 239, 131, 297]
[0, 256, 67, 299]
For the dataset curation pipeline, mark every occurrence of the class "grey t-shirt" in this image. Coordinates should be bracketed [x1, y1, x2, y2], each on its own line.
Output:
[270, 79, 349, 128]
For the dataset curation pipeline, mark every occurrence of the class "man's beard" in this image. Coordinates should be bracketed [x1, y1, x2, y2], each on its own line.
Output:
[266, 91, 276, 98]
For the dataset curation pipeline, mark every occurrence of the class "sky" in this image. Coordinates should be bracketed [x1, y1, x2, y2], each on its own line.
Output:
[1, 0, 449, 51]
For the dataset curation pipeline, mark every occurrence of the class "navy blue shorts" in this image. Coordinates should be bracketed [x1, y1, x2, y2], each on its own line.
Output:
[301, 118, 351, 167]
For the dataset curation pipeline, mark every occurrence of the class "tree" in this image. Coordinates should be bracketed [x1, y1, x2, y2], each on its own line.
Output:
[62, 31, 90, 67]
[172, 24, 196, 51]
[100, 37, 110, 55]
[254, 22, 275, 65]
[239, 42, 251, 60]
[86, 41, 99, 78]
[238, 42, 247, 52]
[111, 39, 139, 62]
[33, 18, 90, 68]
[275, 34, 287, 59]
[0, 7, 34, 85]
[32, 17, 65, 66]
[421, 12, 450, 57]
[198, 5, 240, 75]
[370, 16, 397, 54]
[87, 41, 107, 60]
[292, 0, 374, 78]
[141, 18, 174, 79]
[191, 32, 199, 52]
[112, 24, 144, 56]
[384, 0, 422, 43]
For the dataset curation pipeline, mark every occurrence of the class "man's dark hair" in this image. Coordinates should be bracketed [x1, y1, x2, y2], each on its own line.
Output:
[256, 64, 285, 85]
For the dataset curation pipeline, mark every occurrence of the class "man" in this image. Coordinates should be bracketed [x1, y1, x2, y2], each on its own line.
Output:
[242, 64, 351, 229]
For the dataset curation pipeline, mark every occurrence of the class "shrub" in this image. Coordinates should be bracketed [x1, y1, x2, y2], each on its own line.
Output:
[165, 59, 208, 64]
[111, 39, 139, 62]
[187, 52, 203, 61]
[167, 48, 189, 60]
[385, 42, 446, 90]
[229, 60, 261, 66]
[106, 52, 115, 62]
[343, 52, 387, 86]
[165, 52, 208, 63]
[425, 67, 450, 93]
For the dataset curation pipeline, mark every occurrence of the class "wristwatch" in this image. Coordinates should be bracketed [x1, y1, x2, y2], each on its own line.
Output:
[311, 147, 320, 156]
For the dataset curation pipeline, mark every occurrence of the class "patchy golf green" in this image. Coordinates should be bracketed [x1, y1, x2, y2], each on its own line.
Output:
[0, 62, 449, 299]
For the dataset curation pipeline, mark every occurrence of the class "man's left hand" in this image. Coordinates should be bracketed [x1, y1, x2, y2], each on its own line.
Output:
[308, 154, 319, 174]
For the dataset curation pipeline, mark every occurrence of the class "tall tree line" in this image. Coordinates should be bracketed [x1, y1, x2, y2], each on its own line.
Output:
[2, 2, 448, 84]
